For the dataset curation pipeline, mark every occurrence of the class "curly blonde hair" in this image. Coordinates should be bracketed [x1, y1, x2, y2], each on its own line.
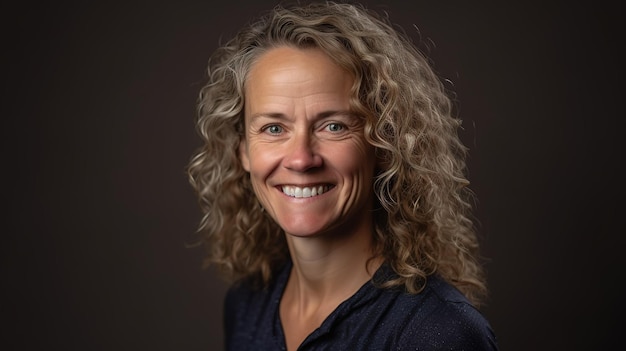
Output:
[188, 1, 488, 307]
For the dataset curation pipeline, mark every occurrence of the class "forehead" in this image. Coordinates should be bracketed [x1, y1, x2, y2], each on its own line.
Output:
[245, 47, 353, 112]
[246, 46, 351, 88]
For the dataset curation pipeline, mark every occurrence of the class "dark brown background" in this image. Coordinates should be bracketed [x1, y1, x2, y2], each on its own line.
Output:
[4, 1, 623, 350]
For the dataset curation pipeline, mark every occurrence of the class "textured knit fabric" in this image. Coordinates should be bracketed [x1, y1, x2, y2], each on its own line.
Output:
[224, 260, 499, 350]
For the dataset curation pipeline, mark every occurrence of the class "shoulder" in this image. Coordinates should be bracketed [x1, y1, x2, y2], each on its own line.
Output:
[224, 278, 257, 317]
[223, 263, 292, 347]
[223, 274, 277, 330]
[395, 275, 499, 350]
[224, 261, 291, 314]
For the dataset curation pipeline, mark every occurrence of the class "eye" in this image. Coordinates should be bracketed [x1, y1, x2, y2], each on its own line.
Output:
[326, 123, 344, 132]
[264, 124, 283, 134]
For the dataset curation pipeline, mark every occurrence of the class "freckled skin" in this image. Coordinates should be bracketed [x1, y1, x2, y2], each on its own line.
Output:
[239, 46, 377, 240]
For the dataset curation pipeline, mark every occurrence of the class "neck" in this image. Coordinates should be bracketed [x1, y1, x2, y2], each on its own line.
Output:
[283, 221, 382, 310]
[279, 221, 383, 351]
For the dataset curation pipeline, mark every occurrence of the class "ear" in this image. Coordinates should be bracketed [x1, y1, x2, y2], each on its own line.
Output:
[375, 148, 389, 171]
[239, 137, 250, 172]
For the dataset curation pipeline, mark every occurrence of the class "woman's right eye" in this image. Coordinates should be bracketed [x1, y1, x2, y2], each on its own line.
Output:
[265, 125, 283, 134]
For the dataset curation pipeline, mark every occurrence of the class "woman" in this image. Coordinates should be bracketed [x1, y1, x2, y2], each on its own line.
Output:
[188, 2, 499, 350]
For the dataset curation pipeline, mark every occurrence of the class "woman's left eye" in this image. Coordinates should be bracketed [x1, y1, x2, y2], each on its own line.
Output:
[326, 123, 344, 132]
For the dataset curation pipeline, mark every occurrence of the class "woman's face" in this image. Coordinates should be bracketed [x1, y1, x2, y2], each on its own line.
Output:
[239, 46, 377, 238]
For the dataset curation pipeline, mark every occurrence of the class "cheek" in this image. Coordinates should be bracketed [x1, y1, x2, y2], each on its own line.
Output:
[330, 142, 377, 176]
[247, 145, 279, 175]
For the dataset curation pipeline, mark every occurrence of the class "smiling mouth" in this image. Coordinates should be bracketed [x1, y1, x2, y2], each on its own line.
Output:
[281, 185, 332, 198]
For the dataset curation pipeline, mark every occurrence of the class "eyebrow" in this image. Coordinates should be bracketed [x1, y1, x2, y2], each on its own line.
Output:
[248, 110, 355, 122]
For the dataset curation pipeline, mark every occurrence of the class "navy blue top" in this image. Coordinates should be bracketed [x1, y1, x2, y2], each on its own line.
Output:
[224, 261, 499, 350]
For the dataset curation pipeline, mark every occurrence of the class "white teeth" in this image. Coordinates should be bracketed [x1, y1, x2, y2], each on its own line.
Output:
[281, 185, 326, 198]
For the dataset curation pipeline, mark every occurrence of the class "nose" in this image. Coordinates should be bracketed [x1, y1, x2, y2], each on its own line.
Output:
[283, 131, 323, 172]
